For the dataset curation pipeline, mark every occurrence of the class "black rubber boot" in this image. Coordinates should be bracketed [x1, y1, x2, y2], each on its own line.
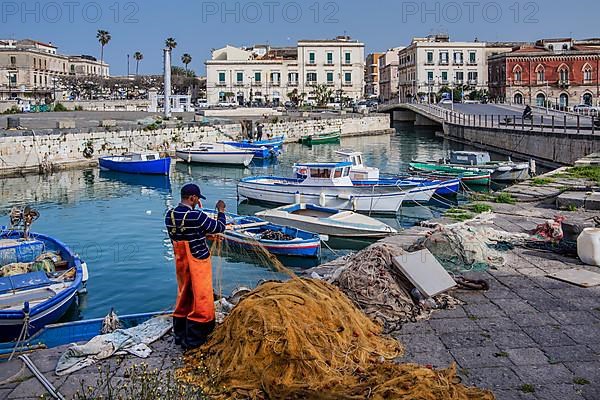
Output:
[186, 319, 216, 349]
[173, 317, 187, 347]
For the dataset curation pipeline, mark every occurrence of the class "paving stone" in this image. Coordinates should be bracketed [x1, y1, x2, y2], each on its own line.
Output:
[547, 287, 599, 299]
[397, 333, 448, 354]
[462, 366, 523, 390]
[484, 287, 516, 300]
[586, 342, 600, 355]
[513, 287, 554, 301]
[429, 305, 468, 319]
[439, 331, 493, 349]
[397, 320, 434, 334]
[429, 318, 480, 333]
[527, 296, 576, 312]
[564, 361, 600, 382]
[490, 329, 538, 350]
[505, 348, 549, 366]
[533, 384, 587, 400]
[535, 276, 576, 290]
[581, 383, 600, 400]
[523, 325, 577, 347]
[543, 345, 600, 363]
[490, 389, 537, 400]
[510, 312, 559, 327]
[515, 267, 547, 277]
[566, 296, 600, 311]
[492, 298, 539, 314]
[495, 276, 540, 290]
[7, 377, 48, 399]
[57, 373, 102, 399]
[0, 359, 29, 386]
[563, 323, 600, 345]
[0, 389, 13, 399]
[452, 291, 490, 304]
[27, 349, 62, 374]
[476, 316, 521, 331]
[450, 346, 514, 368]
[464, 302, 507, 319]
[549, 311, 599, 325]
[515, 364, 575, 385]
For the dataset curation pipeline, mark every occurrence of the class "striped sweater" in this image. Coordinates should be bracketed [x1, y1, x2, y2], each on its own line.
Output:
[165, 204, 226, 259]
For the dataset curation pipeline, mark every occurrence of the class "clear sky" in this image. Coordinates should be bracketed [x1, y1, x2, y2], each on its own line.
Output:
[2, 0, 599, 75]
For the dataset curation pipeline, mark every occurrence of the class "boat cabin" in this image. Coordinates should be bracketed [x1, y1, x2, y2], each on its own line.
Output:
[449, 151, 491, 166]
[335, 150, 379, 180]
[295, 162, 354, 186]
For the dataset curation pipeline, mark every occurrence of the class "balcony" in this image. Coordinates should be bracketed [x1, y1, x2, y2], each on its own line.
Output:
[439, 60, 449, 65]
[216, 82, 226, 87]
[252, 81, 262, 86]
[440, 79, 449, 85]
[558, 80, 570, 88]
[454, 79, 464, 85]
[306, 81, 317, 86]
[467, 60, 478, 65]
[324, 62, 334, 66]
[234, 82, 244, 86]
[271, 81, 281, 87]
[342, 82, 353, 87]
[326, 81, 335, 86]
[306, 61, 316, 66]
[288, 81, 298, 87]
[453, 60, 464, 65]
[467, 79, 478, 85]
[425, 61, 435, 66]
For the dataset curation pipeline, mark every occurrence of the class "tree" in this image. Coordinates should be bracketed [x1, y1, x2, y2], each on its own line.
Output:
[181, 53, 192, 73]
[312, 84, 333, 107]
[96, 30, 111, 79]
[165, 37, 177, 51]
[171, 66, 196, 78]
[133, 52, 143, 75]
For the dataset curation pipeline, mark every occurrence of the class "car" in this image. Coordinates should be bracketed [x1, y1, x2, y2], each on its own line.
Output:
[573, 104, 598, 115]
[439, 99, 453, 105]
[284, 101, 297, 109]
[217, 102, 238, 108]
[195, 100, 211, 108]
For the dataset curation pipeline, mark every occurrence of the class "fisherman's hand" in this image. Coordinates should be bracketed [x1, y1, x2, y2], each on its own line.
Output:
[216, 200, 226, 213]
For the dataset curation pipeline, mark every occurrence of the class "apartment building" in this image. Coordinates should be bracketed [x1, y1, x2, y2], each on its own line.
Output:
[488, 38, 600, 108]
[205, 36, 365, 105]
[0, 39, 109, 100]
[378, 48, 403, 102]
[365, 52, 383, 98]
[397, 35, 513, 102]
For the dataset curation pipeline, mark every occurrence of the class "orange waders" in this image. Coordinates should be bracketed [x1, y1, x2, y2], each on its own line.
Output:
[172, 240, 216, 349]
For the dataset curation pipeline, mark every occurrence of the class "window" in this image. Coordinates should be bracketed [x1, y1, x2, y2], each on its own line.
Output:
[344, 52, 351, 64]
[559, 67, 569, 82]
[344, 72, 352, 83]
[453, 52, 463, 64]
[583, 65, 593, 83]
[536, 93, 546, 107]
[440, 52, 449, 64]
[536, 66, 545, 83]
[33, 75, 37, 85]
[307, 72, 317, 83]
[514, 67, 522, 82]
[326, 52, 333, 65]
[334, 169, 343, 178]
[218, 72, 226, 84]
[44, 76, 47, 85]
[455, 71, 464, 83]
[308, 52, 315, 64]
[271, 72, 280, 84]
[326, 72, 334, 83]
[427, 71, 434, 82]
[70, 65, 75, 72]
[310, 168, 331, 178]
[426, 51, 434, 64]
[468, 71, 478, 83]
[441, 71, 448, 82]
[288, 72, 298, 83]
[236, 72, 244, 84]
[469, 52, 476, 64]
[254, 71, 261, 82]
[10, 56, 16, 66]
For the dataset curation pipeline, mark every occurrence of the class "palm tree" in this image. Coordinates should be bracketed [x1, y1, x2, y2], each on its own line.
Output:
[181, 53, 192, 74]
[133, 52, 143, 75]
[96, 30, 111, 79]
[165, 37, 177, 51]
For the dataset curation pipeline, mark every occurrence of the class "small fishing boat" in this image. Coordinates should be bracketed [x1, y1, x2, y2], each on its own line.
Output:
[255, 203, 397, 238]
[98, 152, 171, 175]
[220, 142, 280, 159]
[176, 143, 255, 166]
[0, 207, 88, 342]
[414, 151, 530, 182]
[409, 162, 491, 186]
[238, 162, 426, 214]
[300, 131, 341, 145]
[0, 311, 166, 359]
[205, 211, 321, 258]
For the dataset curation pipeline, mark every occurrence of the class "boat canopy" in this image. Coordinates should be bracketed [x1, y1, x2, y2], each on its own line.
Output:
[335, 150, 364, 167]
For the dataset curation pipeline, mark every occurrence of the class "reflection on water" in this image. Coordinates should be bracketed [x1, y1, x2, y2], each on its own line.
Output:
[0, 124, 468, 319]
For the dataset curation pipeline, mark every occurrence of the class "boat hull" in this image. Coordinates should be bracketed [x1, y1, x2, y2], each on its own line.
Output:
[98, 157, 171, 175]
[238, 179, 407, 214]
[409, 163, 491, 186]
[222, 231, 321, 257]
[176, 150, 254, 166]
[301, 132, 341, 145]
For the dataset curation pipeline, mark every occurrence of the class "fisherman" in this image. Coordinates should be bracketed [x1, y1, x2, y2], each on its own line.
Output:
[165, 183, 226, 350]
[256, 121, 264, 141]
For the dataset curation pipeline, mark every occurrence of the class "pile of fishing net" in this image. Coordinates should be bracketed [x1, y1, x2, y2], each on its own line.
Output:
[177, 278, 493, 400]
[410, 222, 530, 272]
[327, 243, 461, 333]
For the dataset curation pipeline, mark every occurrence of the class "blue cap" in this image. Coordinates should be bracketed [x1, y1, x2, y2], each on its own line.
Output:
[180, 183, 206, 200]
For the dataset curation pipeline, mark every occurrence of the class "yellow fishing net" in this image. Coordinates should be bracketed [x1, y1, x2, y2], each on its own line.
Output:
[176, 278, 494, 400]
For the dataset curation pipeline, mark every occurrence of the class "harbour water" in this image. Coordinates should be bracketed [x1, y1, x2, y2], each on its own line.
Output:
[0, 124, 465, 320]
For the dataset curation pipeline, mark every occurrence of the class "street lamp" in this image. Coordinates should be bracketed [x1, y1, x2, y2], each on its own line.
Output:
[52, 77, 59, 104]
[248, 75, 254, 106]
[7, 73, 13, 100]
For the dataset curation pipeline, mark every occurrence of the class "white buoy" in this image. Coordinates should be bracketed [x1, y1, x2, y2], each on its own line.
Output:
[295, 191, 301, 203]
[146, 210, 152, 215]
[319, 192, 326, 207]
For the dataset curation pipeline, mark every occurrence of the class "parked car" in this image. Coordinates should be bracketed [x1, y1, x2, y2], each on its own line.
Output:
[353, 100, 369, 113]
[195, 100, 211, 109]
[573, 104, 598, 115]
[284, 101, 297, 109]
[217, 102, 238, 108]
[439, 99, 453, 105]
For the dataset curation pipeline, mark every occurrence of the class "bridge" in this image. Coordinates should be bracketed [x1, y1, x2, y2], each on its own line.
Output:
[379, 102, 600, 167]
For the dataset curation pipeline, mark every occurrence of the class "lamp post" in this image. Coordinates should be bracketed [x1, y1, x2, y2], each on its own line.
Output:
[7, 73, 13, 100]
[248, 75, 254, 106]
[52, 77, 59, 104]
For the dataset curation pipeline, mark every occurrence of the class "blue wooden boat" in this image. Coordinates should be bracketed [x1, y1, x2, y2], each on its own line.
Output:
[204, 211, 322, 258]
[352, 177, 461, 197]
[0, 311, 168, 359]
[98, 152, 171, 175]
[221, 136, 284, 159]
[0, 228, 88, 342]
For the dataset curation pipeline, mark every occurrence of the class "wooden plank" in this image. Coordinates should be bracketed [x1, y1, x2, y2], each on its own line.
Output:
[392, 249, 457, 297]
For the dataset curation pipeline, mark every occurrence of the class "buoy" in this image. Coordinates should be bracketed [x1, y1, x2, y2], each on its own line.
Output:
[146, 210, 152, 215]
[295, 191, 301, 203]
[319, 192, 326, 206]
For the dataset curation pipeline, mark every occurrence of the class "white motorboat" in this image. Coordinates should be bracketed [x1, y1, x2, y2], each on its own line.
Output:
[176, 143, 255, 166]
[238, 161, 434, 214]
[255, 203, 398, 238]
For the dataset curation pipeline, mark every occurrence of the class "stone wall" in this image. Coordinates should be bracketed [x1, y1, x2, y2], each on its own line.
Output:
[0, 114, 392, 177]
[444, 122, 600, 167]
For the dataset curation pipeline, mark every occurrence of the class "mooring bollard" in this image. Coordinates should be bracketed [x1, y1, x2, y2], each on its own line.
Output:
[564, 115, 567, 133]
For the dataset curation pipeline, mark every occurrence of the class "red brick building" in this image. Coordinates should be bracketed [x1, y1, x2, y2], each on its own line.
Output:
[488, 38, 600, 109]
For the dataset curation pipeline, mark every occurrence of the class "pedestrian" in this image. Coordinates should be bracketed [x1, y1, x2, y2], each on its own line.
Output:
[165, 183, 227, 350]
[256, 122, 264, 141]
